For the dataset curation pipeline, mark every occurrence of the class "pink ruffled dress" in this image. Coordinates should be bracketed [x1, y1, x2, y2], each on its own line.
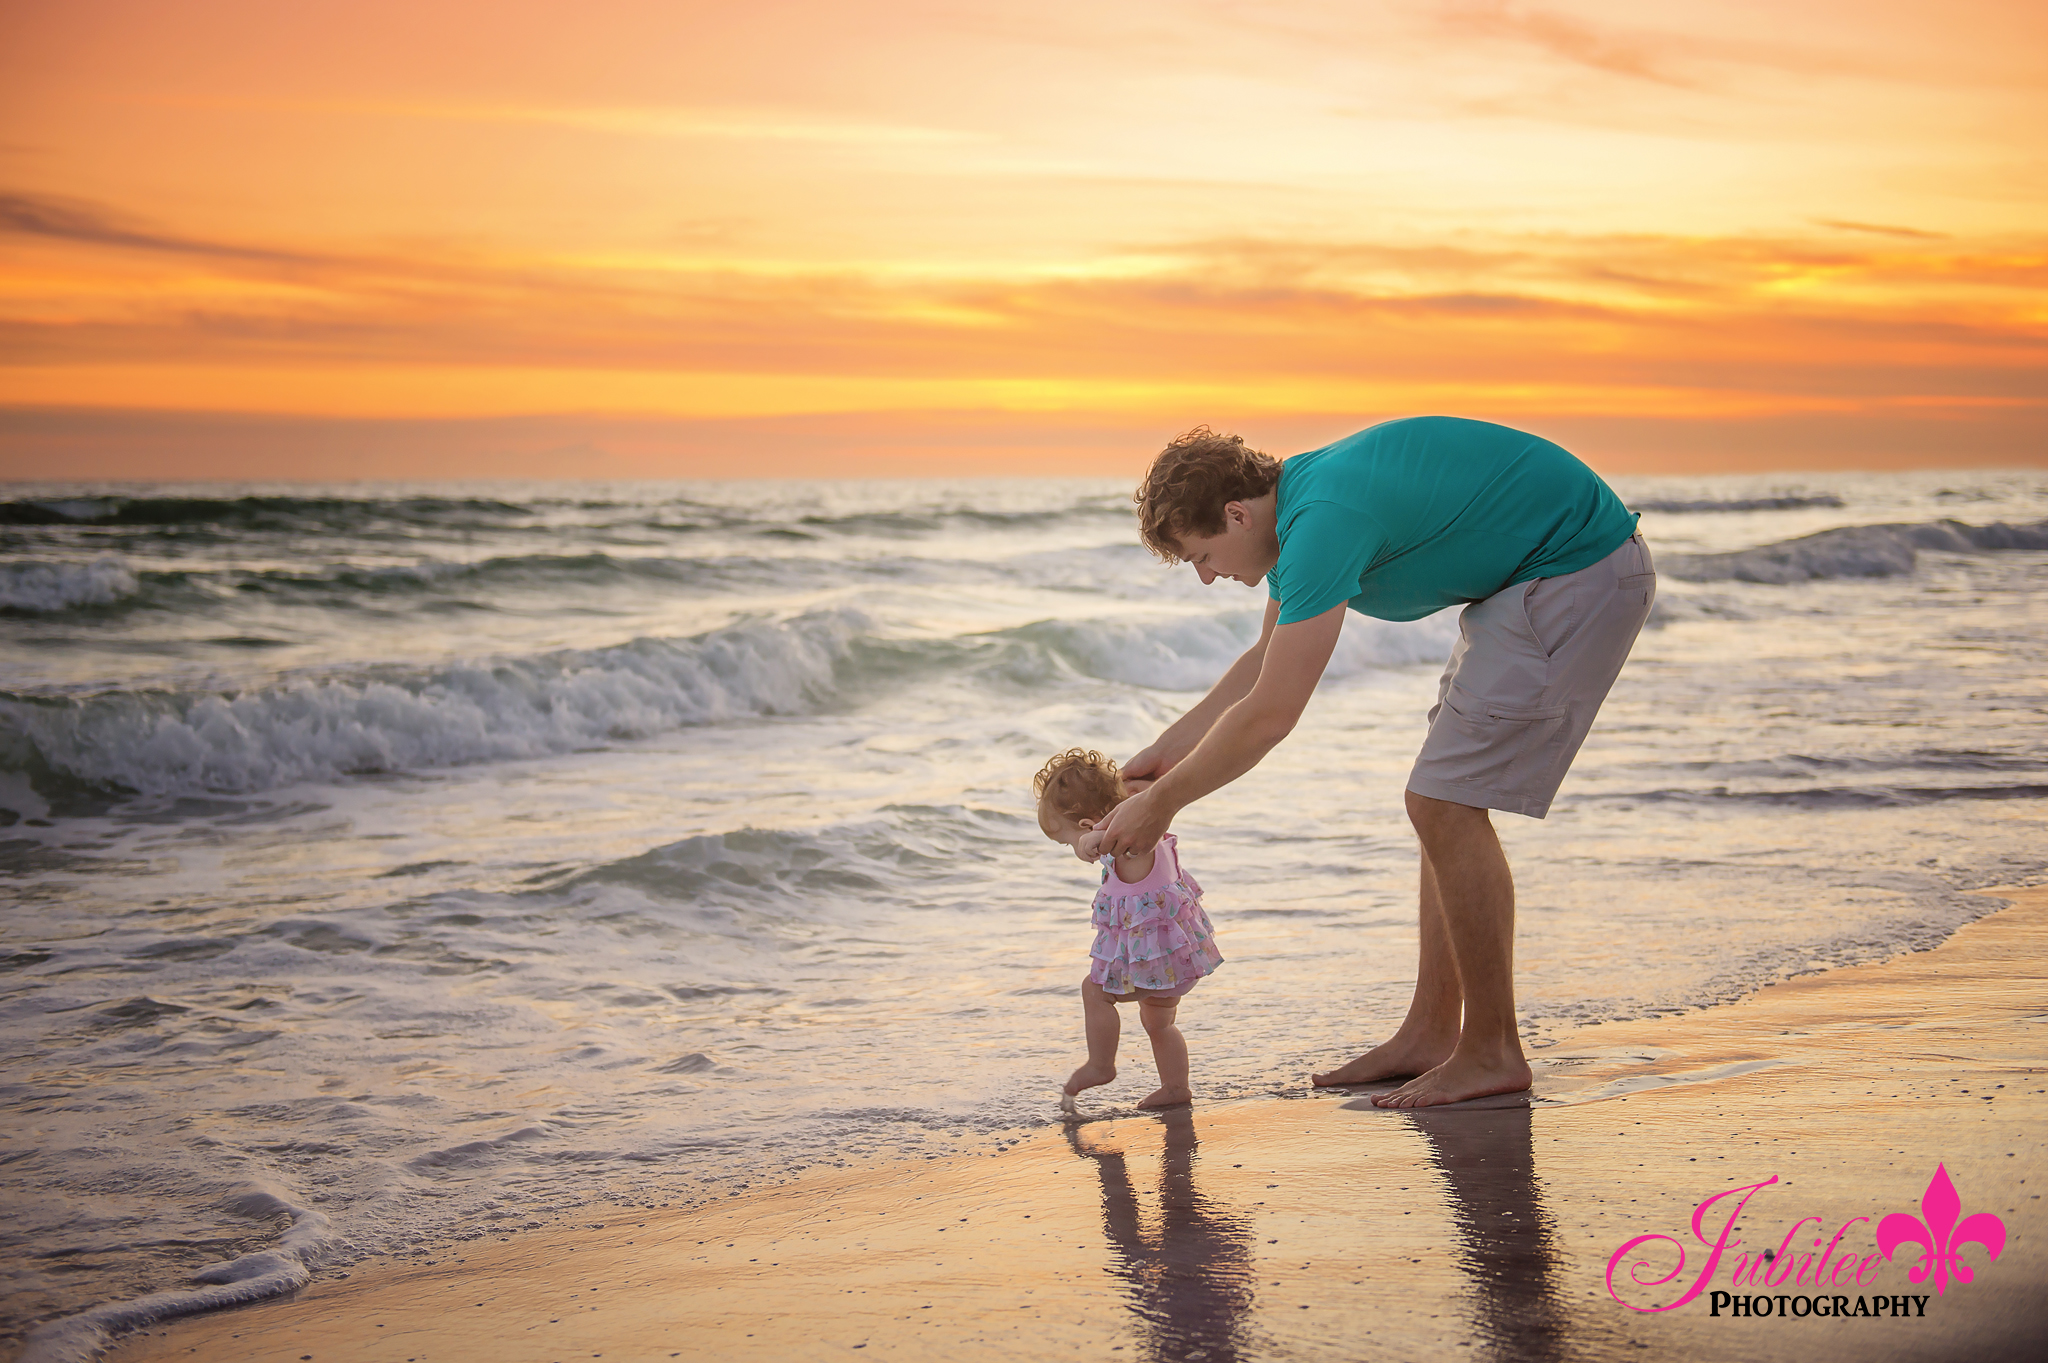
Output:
[1089, 833, 1223, 996]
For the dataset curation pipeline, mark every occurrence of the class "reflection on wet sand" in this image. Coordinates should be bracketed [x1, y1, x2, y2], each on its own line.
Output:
[1409, 1106, 1570, 1363]
[1067, 1108, 1258, 1363]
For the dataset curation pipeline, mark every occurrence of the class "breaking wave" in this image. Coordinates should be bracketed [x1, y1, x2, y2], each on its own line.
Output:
[0, 558, 140, 613]
[0, 552, 951, 619]
[782, 502, 1129, 538]
[1, 610, 871, 799]
[543, 804, 1025, 911]
[1614, 781, 2048, 810]
[0, 493, 538, 532]
[1010, 610, 1455, 691]
[1661, 518, 2048, 584]
[197, 551, 829, 603]
[0, 491, 1131, 539]
[0, 605, 1456, 803]
[1632, 495, 1843, 514]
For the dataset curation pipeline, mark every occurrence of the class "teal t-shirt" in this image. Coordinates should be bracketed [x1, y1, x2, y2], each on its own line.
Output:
[1267, 417, 1638, 624]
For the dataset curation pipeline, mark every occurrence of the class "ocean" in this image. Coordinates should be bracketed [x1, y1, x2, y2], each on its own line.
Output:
[3, 470, 2046, 1349]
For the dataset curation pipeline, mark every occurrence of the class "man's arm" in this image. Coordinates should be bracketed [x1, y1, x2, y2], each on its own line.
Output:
[1096, 602, 1346, 856]
[1123, 597, 1283, 785]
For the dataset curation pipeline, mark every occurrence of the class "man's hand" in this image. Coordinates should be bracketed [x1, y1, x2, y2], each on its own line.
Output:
[1092, 783, 1173, 859]
[1121, 740, 1174, 787]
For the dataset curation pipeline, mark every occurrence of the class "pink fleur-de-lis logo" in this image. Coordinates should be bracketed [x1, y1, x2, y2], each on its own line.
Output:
[1875, 1164, 2006, 1295]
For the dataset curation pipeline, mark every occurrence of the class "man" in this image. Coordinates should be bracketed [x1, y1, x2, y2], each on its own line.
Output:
[1090, 417, 1655, 1109]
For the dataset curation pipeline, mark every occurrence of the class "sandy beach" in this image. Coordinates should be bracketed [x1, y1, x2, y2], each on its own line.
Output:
[78, 885, 2043, 1363]
[10, 3, 2048, 1358]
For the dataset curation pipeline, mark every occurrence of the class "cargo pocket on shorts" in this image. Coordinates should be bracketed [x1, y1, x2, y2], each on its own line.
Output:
[1431, 685, 1570, 791]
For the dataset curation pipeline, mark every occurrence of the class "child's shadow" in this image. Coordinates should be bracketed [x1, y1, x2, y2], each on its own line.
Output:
[1066, 1108, 1258, 1363]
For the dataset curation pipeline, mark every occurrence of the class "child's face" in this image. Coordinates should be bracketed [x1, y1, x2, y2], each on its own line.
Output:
[1039, 804, 1099, 863]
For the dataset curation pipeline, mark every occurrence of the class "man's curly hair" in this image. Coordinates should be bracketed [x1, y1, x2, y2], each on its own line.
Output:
[1134, 426, 1283, 563]
[1033, 748, 1127, 829]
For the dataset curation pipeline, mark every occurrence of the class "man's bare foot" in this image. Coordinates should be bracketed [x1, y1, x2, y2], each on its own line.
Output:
[1371, 1052, 1532, 1109]
[1136, 1084, 1193, 1109]
[1310, 1033, 1456, 1088]
[1064, 1062, 1115, 1096]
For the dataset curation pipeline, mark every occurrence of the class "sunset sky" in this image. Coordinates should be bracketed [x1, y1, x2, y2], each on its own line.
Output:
[3, 0, 2044, 478]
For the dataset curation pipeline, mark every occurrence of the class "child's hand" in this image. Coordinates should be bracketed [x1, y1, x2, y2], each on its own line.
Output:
[1092, 784, 1173, 860]
[1076, 826, 1107, 862]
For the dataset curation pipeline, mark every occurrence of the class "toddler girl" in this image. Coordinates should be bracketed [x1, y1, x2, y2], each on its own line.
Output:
[1034, 748, 1223, 1116]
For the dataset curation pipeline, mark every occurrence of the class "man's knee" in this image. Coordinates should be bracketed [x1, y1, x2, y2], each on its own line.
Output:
[1406, 788, 1491, 838]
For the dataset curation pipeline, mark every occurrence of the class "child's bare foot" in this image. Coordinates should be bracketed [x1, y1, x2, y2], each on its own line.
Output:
[1064, 1062, 1115, 1096]
[1136, 1084, 1193, 1109]
[1310, 1031, 1455, 1088]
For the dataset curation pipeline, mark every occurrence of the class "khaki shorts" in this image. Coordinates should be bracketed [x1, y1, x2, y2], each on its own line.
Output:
[1408, 533, 1655, 819]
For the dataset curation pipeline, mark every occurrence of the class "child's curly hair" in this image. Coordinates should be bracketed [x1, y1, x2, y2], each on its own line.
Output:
[1033, 748, 1128, 831]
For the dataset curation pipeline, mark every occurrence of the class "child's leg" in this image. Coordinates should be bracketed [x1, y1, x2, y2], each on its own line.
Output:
[1064, 978, 1120, 1096]
[1136, 994, 1193, 1109]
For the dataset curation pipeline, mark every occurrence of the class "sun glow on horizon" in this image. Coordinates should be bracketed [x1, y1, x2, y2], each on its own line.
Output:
[3, 0, 2044, 477]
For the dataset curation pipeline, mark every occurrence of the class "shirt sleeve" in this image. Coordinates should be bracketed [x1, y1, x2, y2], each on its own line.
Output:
[1273, 499, 1383, 625]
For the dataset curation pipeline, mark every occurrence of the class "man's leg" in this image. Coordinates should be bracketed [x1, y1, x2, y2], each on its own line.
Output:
[1310, 848, 1462, 1086]
[1372, 791, 1531, 1109]
[1326, 535, 1654, 1102]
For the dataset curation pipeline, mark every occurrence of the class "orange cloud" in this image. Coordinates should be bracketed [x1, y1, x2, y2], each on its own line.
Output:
[4, 189, 2041, 424]
[3, 2, 2046, 475]
[1434, 2, 1697, 87]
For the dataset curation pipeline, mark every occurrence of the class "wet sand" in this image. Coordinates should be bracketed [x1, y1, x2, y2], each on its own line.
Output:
[94, 887, 2046, 1363]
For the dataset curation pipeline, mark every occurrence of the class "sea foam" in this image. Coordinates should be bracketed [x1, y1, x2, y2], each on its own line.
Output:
[1008, 609, 1457, 692]
[19, 1186, 338, 1363]
[2, 605, 1458, 803]
[1, 609, 866, 798]
[0, 558, 139, 613]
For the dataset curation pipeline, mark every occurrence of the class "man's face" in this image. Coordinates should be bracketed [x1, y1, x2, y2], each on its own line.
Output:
[1175, 502, 1279, 588]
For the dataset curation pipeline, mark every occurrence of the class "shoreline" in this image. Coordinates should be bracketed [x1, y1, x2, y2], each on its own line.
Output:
[39, 885, 2048, 1362]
